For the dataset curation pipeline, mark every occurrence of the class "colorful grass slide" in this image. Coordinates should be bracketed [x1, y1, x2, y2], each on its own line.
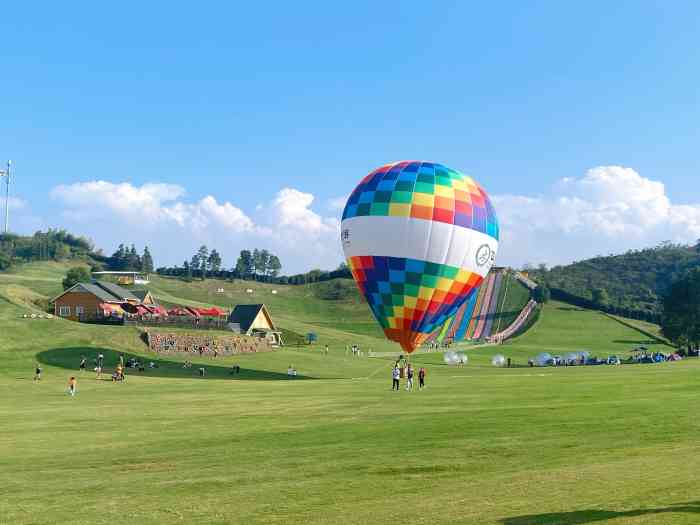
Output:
[454, 290, 479, 340]
[471, 270, 499, 340]
[424, 268, 533, 345]
[464, 272, 492, 339]
[481, 271, 504, 338]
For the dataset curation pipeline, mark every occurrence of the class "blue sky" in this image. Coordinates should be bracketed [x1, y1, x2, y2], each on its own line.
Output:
[2, 1, 700, 272]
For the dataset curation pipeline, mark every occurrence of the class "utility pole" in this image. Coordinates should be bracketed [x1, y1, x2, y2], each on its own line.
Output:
[0, 160, 10, 234]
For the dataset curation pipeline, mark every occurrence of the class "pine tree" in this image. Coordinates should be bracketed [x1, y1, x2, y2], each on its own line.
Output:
[207, 249, 222, 273]
[142, 246, 154, 273]
[128, 244, 141, 271]
[197, 245, 209, 279]
[235, 250, 253, 279]
[267, 254, 281, 277]
[252, 249, 262, 278]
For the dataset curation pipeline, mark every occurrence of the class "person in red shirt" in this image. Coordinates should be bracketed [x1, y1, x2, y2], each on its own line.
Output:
[418, 367, 426, 390]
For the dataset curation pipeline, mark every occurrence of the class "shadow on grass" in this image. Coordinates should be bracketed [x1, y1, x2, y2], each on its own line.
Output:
[500, 502, 700, 525]
[604, 314, 673, 348]
[36, 347, 313, 381]
[612, 339, 665, 346]
[556, 306, 586, 312]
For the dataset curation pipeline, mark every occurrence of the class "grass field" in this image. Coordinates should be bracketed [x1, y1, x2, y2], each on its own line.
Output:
[2, 262, 699, 524]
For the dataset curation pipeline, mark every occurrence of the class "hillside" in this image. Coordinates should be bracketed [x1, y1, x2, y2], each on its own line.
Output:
[3, 260, 696, 525]
[529, 243, 700, 315]
[3, 261, 535, 347]
[0, 262, 674, 374]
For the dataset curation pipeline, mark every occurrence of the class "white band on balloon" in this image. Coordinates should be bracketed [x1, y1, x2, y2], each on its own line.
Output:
[341, 215, 499, 278]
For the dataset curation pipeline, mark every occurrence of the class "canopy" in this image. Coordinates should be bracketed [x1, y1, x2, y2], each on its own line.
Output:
[99, 303, 125, 316]
[167, 306, 201, 317]
[135, 305, 152, 315]
[167, 307, 192, 316]
[150, 305, 168, 316]
[194, 306, 227, 317]
[185, 307, 201, 317]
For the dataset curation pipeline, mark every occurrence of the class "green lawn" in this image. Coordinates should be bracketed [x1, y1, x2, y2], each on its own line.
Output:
[2, 264, 699, 524]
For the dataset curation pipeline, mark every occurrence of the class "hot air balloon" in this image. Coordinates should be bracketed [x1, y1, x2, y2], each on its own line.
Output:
[341, 161, 499, 353]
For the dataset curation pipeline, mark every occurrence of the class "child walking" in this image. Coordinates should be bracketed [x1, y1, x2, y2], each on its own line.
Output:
[67, 376, 77, 397]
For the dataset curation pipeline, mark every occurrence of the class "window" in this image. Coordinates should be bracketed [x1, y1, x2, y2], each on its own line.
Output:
[58, 306, 71, 317]
[75, 306, 84, 316]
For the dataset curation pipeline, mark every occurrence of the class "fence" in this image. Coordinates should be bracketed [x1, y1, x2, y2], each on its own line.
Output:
[124, 316, 231, 331]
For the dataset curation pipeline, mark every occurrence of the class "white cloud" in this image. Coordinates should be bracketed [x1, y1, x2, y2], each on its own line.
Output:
[494, 166, 700, 267]
[6, 196, 27, 210]
[41, 165, 700, 273]
[327, 195, 348, 211]
[50, 180, 255, 233]
[51, 181, 185, 218]
[50, 180, 341, 273]
[271, 188, 339, 238]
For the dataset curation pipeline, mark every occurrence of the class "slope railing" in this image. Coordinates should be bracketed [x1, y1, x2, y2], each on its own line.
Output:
[514, 272, 537, 290]
[487, 299, 537, 343]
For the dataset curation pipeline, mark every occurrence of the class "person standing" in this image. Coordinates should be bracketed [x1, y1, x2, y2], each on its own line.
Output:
[406, 364, 414, 391]
[324, 344, 329, 356]
[67, 376, 77, 397]
[33, 364, 42, 382]
[79, 356, 86, 372]
[392, 365, 400, 391]
[418, 367, 426, 390]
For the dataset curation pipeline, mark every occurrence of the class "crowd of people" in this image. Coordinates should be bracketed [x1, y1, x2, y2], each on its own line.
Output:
[391, 358, 426, 391]
[423, 340, 453, 350]
[147, 332, 270, 357]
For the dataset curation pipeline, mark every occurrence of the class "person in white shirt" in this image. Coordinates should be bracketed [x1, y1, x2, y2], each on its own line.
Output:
[406, 364, 414, 391]
[392, 366, 400, 391]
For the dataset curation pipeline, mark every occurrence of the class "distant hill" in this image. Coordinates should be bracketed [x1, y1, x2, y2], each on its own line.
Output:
[528, 243, 700, 316]
[0, 230, 102, 270]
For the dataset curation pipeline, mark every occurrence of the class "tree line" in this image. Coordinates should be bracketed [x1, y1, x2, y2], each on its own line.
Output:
[157, 248, 352, 284]
[1, 227, 353, 287]
[0, 230, 95, 270]
[106, 244, 155, 273]
[157, 246, 262, 281]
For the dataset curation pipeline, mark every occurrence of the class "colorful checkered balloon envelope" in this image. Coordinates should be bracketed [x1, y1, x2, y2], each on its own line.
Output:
[341, 160, 499, 353]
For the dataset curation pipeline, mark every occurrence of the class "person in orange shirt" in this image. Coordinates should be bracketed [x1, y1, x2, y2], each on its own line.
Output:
[68, 376, 77, 397]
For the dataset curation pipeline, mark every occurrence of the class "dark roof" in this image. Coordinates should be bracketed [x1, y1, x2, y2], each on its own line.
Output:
[51, 280, 140, 304]
[228, 304, 274, 332]
[93, 281, 139, 301]
[70, 283, 119, 302]
[131, 290, 152, 302]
